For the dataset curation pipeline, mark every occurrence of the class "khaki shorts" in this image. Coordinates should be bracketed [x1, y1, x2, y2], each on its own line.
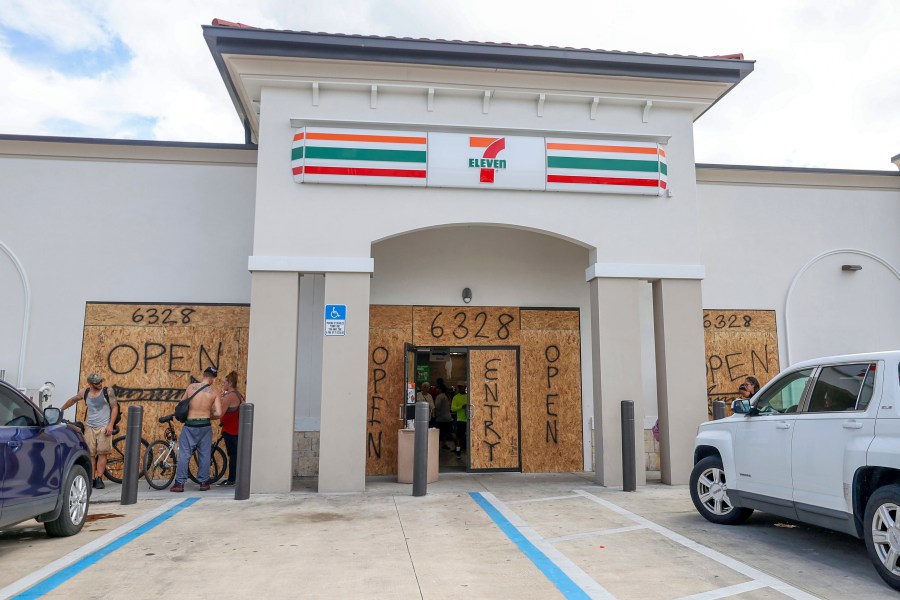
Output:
[84, 427, 112, 457]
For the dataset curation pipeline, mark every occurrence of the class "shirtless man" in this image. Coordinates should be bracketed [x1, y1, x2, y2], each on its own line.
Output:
[171, 367, 223, 492]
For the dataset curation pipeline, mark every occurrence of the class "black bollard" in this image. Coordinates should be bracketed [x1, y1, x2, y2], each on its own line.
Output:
[621, 400, 636, 492]
[713, 401, 726, 420]
[121, 405, 143, 505]
[235, 403, 254, 500]
[412, 401, 429, 497]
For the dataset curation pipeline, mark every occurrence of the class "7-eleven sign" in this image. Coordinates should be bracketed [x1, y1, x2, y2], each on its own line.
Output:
[468, 136, 507, 183]
[428, 132, 545, 191]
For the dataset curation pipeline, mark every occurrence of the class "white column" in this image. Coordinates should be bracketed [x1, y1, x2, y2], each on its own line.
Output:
[589, 278, 646, 487]
[246, 271, 299, 493]
[318, 272, 371, 493]
[652, 278, 707, 485]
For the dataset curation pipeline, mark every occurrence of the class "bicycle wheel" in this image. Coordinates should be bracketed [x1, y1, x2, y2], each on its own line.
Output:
[104, 436, 149, 483]
[188, 446, 226, 484]
[144, 441, 176, 490]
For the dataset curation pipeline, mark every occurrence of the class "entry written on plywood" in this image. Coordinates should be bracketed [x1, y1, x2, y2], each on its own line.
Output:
[79, 303, 249, 439]
[469, 349, 520, 470]
[704, 309, 779, 418]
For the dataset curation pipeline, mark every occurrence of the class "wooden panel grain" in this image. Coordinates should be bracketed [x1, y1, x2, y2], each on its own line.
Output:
[412, 306, 520, 347]
[78, 303, 249, 445]
[703, 309, 780, 418]
[520, 310, 583, 472]
[84, 303, 249, 328]
[520, 308, 580, 331]
[468, 349, 520, 470]
[366, 306, 413, 475]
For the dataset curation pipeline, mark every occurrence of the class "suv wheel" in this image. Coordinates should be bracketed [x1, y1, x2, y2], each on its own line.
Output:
[864, 484, 900, 591]
[689, 456, 753, 525]
[44, 464, 90, 537]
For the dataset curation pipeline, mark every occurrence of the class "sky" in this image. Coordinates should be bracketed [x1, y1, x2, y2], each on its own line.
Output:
[0, 0, 897, 170]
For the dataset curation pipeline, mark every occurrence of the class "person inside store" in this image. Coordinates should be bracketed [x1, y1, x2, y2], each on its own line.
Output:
[433, 379, 454, 448]
[450, 384, 469, 459]
[416, 381, 435, 426]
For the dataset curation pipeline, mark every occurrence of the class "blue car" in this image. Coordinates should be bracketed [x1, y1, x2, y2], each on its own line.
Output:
[0, 379, 92, 536]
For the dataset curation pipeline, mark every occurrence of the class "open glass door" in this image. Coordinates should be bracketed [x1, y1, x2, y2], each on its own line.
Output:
[467, 348, 521, 471]
[402, 344, 417, 428]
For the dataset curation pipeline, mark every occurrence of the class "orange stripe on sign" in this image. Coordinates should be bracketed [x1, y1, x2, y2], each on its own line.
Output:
[293, 132, 305, 142]
[469, 137, 501, 148]
[546, 143, 659, 155]
[659, 149, 666, 158]
[305, 132, 426, 145]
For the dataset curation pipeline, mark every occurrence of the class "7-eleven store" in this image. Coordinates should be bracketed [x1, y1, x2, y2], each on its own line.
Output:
[204, 22, 754, 493]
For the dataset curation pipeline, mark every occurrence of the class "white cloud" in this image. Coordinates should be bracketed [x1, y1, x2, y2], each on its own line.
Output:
[0, 0, 897, 168]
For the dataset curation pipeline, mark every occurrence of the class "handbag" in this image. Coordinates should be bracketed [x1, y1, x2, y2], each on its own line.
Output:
[174, 384, 210, 423]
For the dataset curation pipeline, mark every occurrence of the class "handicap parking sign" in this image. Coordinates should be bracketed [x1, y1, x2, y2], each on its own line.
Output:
[324, 304, 347, 336]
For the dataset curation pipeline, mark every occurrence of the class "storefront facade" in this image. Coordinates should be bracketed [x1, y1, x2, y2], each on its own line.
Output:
[1, 23, 898, 495]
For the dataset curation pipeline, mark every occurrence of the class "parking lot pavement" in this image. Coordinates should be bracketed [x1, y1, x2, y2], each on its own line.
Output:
[1, 473, 896, 599]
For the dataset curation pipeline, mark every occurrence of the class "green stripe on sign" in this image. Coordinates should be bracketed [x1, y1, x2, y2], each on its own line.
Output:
[661, 162, 667, 176]
[305, 146, 427, 163]
[547, 156, 660, 173]
[291, 146, 304, 161]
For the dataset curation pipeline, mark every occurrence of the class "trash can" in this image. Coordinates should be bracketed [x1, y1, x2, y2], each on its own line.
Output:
[397, 428, 439, 484]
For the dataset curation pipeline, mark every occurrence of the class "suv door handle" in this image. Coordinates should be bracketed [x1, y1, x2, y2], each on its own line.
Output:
[776, 422, 791, 429]
[7, 440, 21, 449]
[843, 421, 863, 429]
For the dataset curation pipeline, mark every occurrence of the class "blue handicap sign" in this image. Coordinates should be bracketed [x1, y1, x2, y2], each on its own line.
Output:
[325, 304, 347, 321]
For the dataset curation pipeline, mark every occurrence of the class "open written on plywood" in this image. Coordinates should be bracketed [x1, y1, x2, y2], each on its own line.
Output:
[78, 303, 249, 440]
[704, 309, 779, 418]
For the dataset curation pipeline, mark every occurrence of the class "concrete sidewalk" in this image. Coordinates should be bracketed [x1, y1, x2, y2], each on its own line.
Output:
[2, 473, 895, 599]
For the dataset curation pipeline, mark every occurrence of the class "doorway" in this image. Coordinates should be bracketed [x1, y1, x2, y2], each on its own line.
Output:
[405, 345, 521, 473]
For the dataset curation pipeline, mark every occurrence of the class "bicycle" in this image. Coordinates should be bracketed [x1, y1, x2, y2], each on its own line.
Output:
[144, 414, 227, 489]
[103, 429, 150, 484]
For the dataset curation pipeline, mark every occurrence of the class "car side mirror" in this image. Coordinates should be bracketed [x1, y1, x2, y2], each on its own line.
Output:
[731, 399, 751, 414]
[44, 407, 62, 426]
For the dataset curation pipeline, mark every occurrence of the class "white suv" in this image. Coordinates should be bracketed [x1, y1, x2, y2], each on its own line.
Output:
[691, 351, 900, 591]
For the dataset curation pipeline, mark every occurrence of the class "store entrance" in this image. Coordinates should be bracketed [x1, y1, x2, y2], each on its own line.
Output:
[404, 345, 521, 473]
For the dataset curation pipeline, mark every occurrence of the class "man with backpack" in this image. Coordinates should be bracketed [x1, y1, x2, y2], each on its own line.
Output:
[171, 366, 223, 492]
[61, 372, 119, 489]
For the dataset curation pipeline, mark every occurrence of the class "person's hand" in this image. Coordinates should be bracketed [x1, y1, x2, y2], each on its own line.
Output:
[105, 423, 114, 436]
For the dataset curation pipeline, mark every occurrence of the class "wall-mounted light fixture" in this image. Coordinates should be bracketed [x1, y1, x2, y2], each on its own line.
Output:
[462, 287, 472, 303]
[841, 264, 863, 272]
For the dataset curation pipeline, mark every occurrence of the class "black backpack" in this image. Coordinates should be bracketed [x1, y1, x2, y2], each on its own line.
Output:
[84, 386, 122, 431]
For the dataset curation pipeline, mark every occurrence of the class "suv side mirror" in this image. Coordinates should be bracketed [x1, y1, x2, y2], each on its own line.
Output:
[731, 399, 751, 414]
[44, 407, 62, 426]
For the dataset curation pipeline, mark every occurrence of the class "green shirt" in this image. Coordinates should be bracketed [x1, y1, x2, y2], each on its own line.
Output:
[450, 393, 468, 422]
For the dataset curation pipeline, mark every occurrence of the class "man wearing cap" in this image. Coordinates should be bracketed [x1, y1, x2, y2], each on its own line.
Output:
[171, 367, 223, 492]
[61, 372, 118, 489]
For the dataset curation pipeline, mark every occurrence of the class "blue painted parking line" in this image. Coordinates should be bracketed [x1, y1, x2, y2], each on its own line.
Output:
[469, 491, 612, 600]
[10, 498, 200, 600]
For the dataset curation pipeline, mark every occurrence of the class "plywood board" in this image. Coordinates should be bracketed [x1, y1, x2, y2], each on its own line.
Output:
[703, 309, 780, 418]
[78, 303, 249, 444]
[520, 309, 583, 472]
[412, 306, 520, 346]
[366, 307, 413, 475]
[468, 349, 520, 470]
[520, 308, 580, 331]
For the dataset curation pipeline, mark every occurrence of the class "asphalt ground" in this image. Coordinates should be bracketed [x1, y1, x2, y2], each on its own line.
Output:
[0, 473, 895, 599]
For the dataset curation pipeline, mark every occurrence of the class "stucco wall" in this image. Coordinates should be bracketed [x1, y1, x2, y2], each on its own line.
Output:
[251, 61, 704, 266]
[697, 167, 900, 365]
[0, 140, 257, 413]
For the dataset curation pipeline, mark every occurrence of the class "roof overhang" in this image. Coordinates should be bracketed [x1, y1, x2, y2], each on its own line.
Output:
[203, 24, 755, 143]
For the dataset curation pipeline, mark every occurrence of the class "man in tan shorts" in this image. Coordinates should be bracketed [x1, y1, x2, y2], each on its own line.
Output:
[61, 372, 118, 489]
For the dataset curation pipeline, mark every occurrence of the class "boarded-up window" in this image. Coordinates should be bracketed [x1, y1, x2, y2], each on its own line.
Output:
[703, 309, 779, 418]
